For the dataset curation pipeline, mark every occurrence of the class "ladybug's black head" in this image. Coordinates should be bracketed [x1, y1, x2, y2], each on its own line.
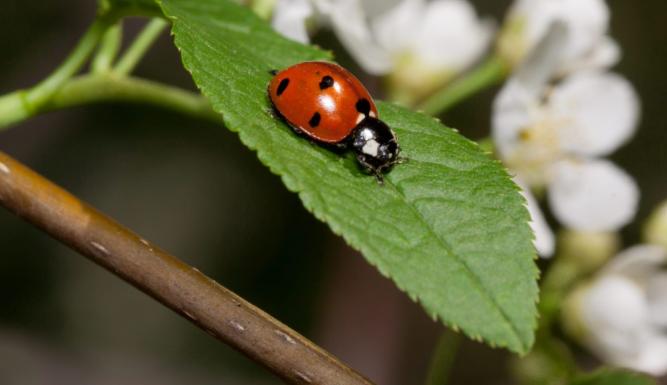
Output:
[350, 117, 400, 178]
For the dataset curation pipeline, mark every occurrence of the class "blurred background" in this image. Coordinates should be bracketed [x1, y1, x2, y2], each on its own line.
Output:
[0, 1, 665, 384]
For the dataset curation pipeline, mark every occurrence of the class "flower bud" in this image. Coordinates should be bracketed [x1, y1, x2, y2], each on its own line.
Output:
[644, 199, 667, 248]
[558, 230, 620, 272]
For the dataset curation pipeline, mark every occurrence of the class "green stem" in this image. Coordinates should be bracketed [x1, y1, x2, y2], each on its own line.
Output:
[418, 56, 509, 116]
[114, 18, 168, 75]
[0, 75, 219, 130]
[46, 75, 220, 123]
[424, 330, 461, 385]
[0, 91, 30, 129]
[92, 23, 123, 73]
[0, 18, 112, 128]
[26, 18, 111, 108]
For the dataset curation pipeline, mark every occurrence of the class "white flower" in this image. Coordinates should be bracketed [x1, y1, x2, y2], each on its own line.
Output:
[271, 0, 314, 44]
[492, 25, 640, 234]
[272, 0, 493, 101]
[315, 0, 394, 75]
[497, 0, 619, 73]
[370, 0, 494, 73]
[563, 245, 667, 375]
[516, 177, 555, 257]
[547, 159, 639, 231]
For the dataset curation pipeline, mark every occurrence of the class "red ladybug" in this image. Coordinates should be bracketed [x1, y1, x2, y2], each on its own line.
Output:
[268, 61, 400, 180]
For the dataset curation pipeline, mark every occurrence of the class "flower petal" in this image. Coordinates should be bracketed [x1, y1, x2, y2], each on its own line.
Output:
[559, 36, 621, 74]
[413, 0, 494, 71]
[549, 71, 640, 157]
[647, 273, 667, 329]
[320, 0, 393, 74]
[548, 159, 639, 231]
[577, 246, 667, 376]
[591, 36, 622, 69]
[504, 0, 610, 70]
[271, 0, 314, 43]
[513, 21, 568, 93]
[358, 0, 403, 15]
[580, 275, 648, 359]
[604, 244, 667, 279]
[630, 332, 667, 376]
[492, 22, 568, 167]
[515, 177, 555, 257]
[492, 79, 538, 160]
[371, 0, 425, 54]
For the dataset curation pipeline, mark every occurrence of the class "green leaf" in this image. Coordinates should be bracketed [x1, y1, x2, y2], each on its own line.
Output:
[156, 0, 538, 353]
[572, 369, 657, 385]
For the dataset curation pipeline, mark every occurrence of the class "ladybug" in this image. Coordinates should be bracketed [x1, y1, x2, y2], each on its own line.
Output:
[268, 61, 400, 181]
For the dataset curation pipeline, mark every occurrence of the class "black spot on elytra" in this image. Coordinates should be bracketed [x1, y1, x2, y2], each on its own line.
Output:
[356, 98, 371, 116]
[319, 75, 334, 90]
[309, 112, 321, 128]
[276, 78, 289, 96]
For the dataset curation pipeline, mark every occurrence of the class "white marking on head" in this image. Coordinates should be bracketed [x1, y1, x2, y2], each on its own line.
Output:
[369, 110, 377, 118]
[362, 140, 380, 157]
[355, 113, 365, 124]
[360, 128, 374, 140]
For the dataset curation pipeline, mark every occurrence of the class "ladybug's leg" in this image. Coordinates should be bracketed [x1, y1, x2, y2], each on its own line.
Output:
[265, 107, 279, 118]
[356, 154, 373, 173]
[356, 154, 385, 185]
[393, 145, 408, 165]
[334, 142, 348, 150]
[267, 105, 290, 124]
[268, 69, 278, 75]
[374, 171, 385, 185]
[290, 125, 304, 135]
[267, 105, 304, 135]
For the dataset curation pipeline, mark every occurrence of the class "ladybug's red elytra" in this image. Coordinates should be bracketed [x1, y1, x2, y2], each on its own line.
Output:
[268, 61, 400, 181]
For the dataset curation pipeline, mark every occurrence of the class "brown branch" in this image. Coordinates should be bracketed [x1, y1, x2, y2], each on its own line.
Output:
[0, 151, 374, 385]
